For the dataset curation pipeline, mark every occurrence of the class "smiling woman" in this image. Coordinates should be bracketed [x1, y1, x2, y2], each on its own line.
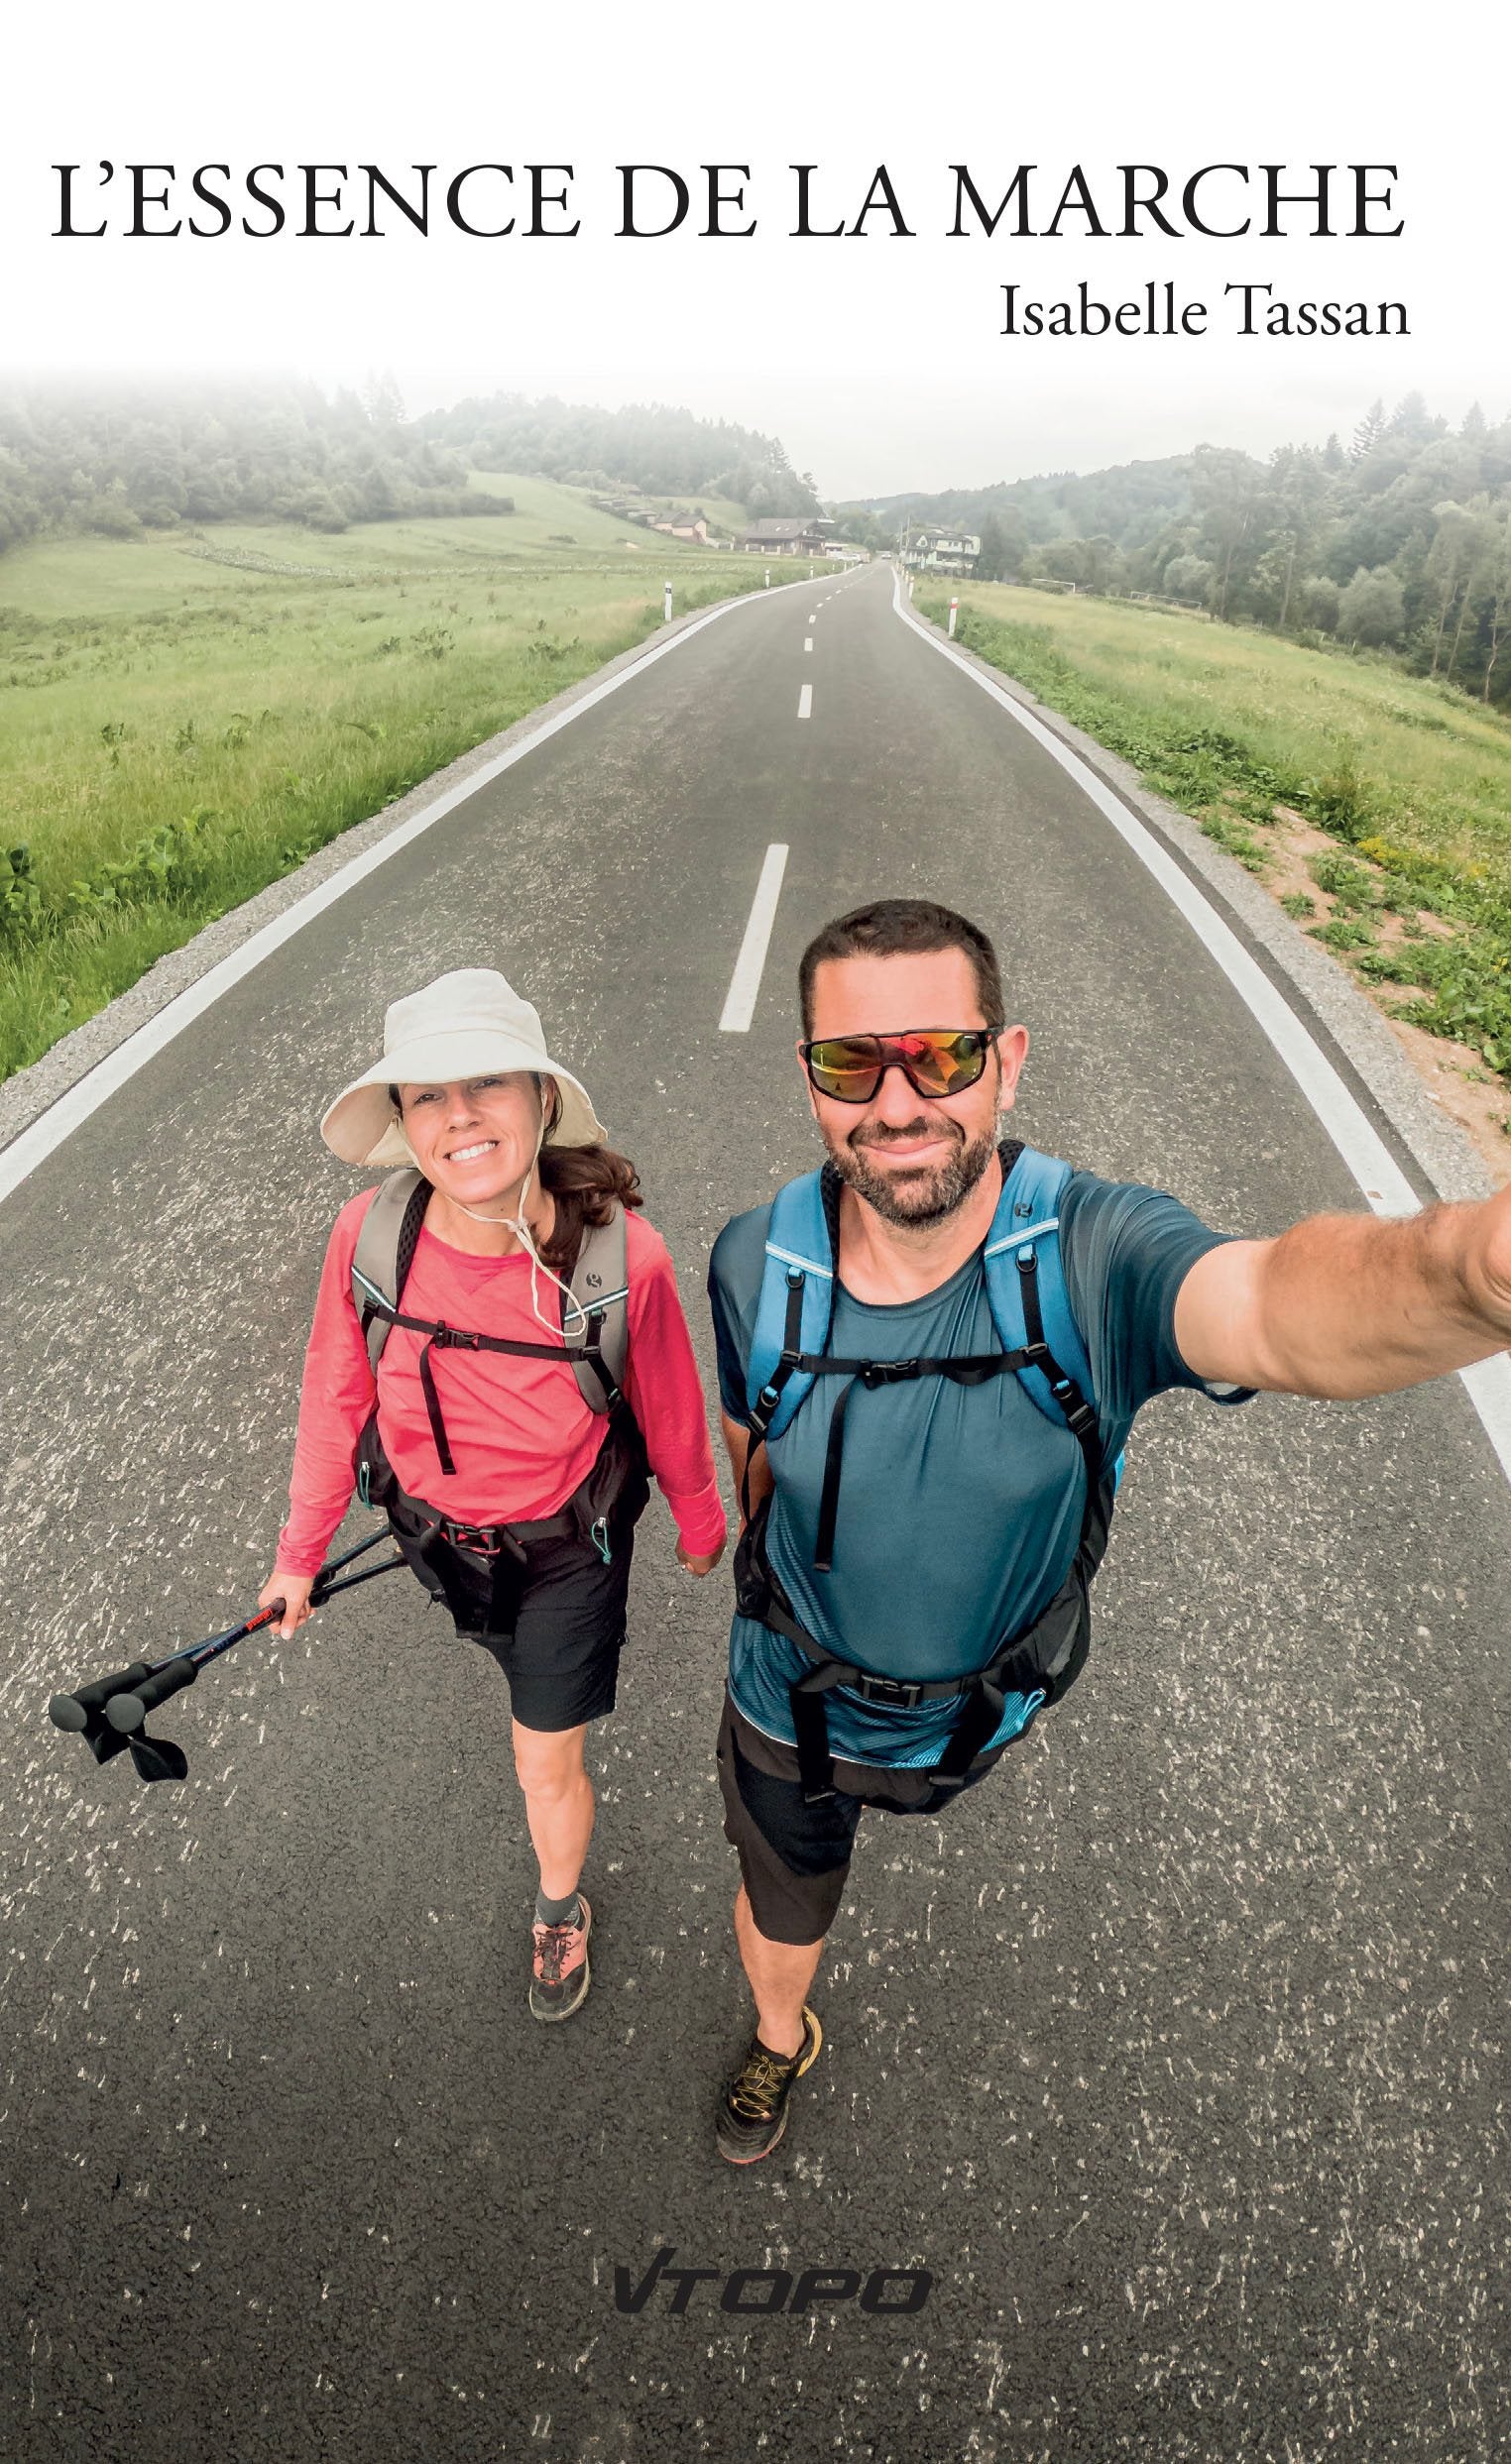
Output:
[259, 967, 727, 2023]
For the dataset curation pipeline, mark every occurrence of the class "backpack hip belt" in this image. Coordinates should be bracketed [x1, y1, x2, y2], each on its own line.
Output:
[360, 1410, 650, 1635]
[735, 1477, 1108, 1804]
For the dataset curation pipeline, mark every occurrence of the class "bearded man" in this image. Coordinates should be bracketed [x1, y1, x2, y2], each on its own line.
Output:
[704, 896, 1511, 2166]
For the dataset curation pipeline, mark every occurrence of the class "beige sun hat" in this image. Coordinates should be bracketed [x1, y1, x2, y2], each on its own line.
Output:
[320, 969, 607, 1168]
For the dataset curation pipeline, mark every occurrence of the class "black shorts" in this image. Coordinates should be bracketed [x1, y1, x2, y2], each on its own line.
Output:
[400, 1517, 636, 1735]
[715, 1686, 1018, 1947]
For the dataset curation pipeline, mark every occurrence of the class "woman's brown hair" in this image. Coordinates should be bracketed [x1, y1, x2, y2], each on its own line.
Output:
[536, 1136, 643, 1281]
[532, 1071, 642, 1279]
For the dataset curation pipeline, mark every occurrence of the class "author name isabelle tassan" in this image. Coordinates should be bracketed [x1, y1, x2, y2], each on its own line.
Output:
[999, 281, 1407, 338]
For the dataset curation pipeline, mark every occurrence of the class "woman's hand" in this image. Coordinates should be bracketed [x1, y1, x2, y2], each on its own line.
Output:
[259, 1569, 316, 1640]
[676, 1537, 726, 1579]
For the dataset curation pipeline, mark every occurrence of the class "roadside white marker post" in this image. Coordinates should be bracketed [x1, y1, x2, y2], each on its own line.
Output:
[720, 843, 789, 1032]
[948, 596, 959, 637]
[663, 581, 673, 622]
[764, 567, 770, 588]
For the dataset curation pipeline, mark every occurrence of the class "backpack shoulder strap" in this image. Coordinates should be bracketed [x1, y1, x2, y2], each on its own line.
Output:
[351, 1169, 430, 1376]
[565, 1203, 631, 1414]
[746, 1169, 839, 1440]
[982, 1145, 1098, 1432]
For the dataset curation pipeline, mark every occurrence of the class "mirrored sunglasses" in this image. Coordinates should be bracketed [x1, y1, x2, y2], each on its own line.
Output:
[801, 1027, 1001, 1104]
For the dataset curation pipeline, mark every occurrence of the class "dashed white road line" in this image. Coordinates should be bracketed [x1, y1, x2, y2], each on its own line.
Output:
[798, 683, 813, 719]
[804, 637, 813, 653]
[719, 843, 789, 1033]
[0, 576, 821, 1206]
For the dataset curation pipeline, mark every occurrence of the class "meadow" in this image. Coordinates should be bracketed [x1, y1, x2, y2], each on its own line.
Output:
[919, 583, 1511, 1114]
[0, 476, 794, 1078]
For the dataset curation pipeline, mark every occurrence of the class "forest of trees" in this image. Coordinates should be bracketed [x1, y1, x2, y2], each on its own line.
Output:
[0, 375, 514, 551]
[839, 394, 1511, 707]
[5, 377, 1508, 707]
[411, 391, 821, 518]
[0, 377, 823, 556]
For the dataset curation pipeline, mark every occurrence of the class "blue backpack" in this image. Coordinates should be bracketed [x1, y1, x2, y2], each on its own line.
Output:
[735, 1140, 1122, 1800]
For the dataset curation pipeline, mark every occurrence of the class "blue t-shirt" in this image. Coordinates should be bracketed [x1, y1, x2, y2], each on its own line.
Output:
[708, 1170, 1252, 1767]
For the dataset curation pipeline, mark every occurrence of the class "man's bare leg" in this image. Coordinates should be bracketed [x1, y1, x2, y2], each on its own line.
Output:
[734, 1882, 825, 2057]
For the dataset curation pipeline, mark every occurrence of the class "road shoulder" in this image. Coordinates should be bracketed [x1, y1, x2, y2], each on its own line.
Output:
[902, 590, 1496, 1205]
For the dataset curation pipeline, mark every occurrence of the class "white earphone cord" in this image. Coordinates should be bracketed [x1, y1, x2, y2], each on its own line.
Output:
[444, 1094, 591, 1339]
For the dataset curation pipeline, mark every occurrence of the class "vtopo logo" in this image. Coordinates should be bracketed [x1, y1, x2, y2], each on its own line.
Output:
[612, 2247, 933, 2316]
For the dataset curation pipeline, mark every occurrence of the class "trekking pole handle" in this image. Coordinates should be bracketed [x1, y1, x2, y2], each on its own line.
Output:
[48, 1662, 153, 1733]
[105, 1656, 199, 1734]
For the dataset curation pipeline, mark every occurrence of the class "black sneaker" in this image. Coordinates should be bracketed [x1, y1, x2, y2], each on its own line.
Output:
[716, 2007, 824, 2165]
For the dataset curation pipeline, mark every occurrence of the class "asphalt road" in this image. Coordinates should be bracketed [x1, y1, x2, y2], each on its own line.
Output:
[2, 563, 1508, 2464]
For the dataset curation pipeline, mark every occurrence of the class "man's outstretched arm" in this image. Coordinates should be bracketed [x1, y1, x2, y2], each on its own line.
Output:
[1173, 1191, 1511, 1400]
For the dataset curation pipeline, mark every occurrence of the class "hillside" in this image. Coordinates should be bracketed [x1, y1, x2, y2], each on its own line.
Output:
[0, 379, 815, 563]
[413, 390, 819, 519]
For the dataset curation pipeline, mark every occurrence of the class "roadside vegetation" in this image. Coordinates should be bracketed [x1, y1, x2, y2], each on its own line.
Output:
[917, 581, 1511, 1137]
[856, 393, 1511, 713]
[0, 483, 790, 1080]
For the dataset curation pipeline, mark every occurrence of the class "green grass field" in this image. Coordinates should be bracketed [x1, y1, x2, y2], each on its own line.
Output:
[919, 582, 1511, 1091]
[0, 473, 793, 1079]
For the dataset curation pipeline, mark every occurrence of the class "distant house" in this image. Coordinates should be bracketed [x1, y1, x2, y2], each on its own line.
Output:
[650, 510, 710, 543]
[902, 527, 982, 576]
[740, 515, 837, 556]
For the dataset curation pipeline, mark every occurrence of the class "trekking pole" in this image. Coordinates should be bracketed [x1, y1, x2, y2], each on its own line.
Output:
[47, 1528, 406, 1785]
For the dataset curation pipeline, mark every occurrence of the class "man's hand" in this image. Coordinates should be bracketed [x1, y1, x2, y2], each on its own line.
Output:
[1174, 1188, 1511, 1400]
[676, 1537, 726, 1578]
[1476, 1179, 1511, 1316]
[258, 1569, 316, 1641]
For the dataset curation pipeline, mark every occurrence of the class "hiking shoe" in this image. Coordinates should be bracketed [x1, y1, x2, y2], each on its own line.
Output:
[716, 2007, 824, 2165]
[529, 1893, 592, 2022]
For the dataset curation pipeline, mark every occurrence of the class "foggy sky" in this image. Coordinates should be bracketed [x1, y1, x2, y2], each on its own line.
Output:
[9, 0, 1507, 503]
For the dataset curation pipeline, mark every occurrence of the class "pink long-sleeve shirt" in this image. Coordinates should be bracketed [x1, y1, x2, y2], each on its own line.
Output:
[277, 1189, 728, 1576]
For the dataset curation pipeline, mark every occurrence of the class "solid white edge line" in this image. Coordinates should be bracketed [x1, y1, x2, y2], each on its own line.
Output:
[888, 568, 1511, 1486]
[798, 683, 813, 719]
[0, 573, 827, 1205]
[720, 843, 790, 1034]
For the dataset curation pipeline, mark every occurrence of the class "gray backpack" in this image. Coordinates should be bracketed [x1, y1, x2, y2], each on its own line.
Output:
[349, 1168, 631, 1478]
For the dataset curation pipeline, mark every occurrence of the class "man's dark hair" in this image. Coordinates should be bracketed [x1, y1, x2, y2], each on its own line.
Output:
[798, 898, 1005, 1037]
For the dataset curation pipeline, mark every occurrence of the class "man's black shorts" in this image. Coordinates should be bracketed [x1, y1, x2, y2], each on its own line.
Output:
[715, 1686, 1020, 1946]
[397, 1517, 636, 1734]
